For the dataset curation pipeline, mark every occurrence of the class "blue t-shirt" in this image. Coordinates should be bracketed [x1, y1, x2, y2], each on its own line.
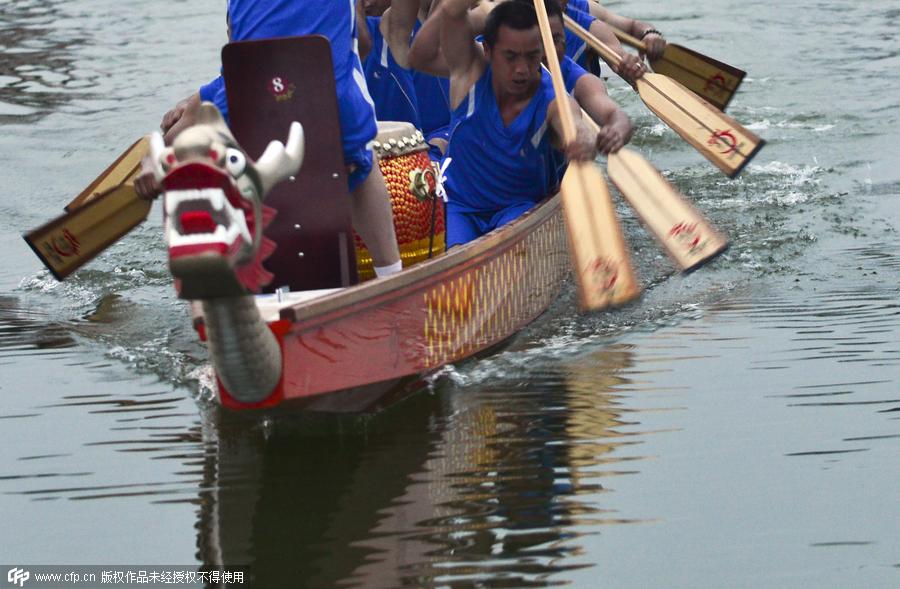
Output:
[200, 0, 377, 157]
[442, 67, 557, 214]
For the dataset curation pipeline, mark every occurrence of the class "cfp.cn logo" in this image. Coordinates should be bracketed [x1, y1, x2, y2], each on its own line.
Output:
[7, 568, 30, 587]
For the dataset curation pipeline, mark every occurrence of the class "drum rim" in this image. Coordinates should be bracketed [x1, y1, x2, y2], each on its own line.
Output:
[373, 121, 427, 158]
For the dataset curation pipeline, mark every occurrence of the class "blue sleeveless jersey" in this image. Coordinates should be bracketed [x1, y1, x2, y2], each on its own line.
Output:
[442, 67, 557, 215]
[200, 0, 377, 159]
[411, 20, 452, 137]
[363, 17, 421, 127]
[565, 5, 596, 68]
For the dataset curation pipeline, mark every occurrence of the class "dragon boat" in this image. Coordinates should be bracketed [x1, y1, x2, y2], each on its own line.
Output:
[154, 37, 571, 412]
[25, 32, 737, 414]
[162, 108, 567, 412]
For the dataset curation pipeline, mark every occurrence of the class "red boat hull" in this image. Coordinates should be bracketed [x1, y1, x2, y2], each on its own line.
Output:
[204, 196, 569, 411]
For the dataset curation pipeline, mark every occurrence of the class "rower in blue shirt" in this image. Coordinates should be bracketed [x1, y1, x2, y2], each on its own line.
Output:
[192, 1, 380, 191]
[537, 0, 632, 191]
[150, 0, 403, 277]
[463, 1, 645, 83]
[563, 0, 668, 61]
[560, 0, 644, 82]
[435, 0, 600, 247]
[359, 1, 453, 159]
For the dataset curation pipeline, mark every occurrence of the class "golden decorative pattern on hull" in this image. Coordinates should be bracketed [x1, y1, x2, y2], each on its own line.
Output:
[423, 210, 566, 367]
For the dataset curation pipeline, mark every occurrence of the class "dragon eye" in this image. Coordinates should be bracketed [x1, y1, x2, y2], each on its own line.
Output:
[160, 148, 176, 171]
[224, 148, 246, 177]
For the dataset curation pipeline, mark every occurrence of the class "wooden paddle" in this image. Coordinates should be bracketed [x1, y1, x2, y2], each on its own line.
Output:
[578, 112, 729, 271]
[563, 14, 764, 179]
[24, 138, 152, 280]
[65, 137, 148, 210]
[535, 0, 640, 310]
[610, 26, 745, 112]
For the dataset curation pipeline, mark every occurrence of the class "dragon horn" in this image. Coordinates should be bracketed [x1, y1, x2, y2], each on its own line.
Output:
[255, 122, 305, 195]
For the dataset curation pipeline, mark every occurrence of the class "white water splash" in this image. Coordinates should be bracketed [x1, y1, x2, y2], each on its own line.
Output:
[426, 364, 470, 389]
[105, 335, 199, 388]
[187, 364, 217, 403]
[18, 271, 98, 305]
[647, 123, 669, 137]
[749, 161, 822, 184]
[112, 267, 147, 281]
[763, 191, 809, 205]
[746, 119, 772, 131]
[746, 119, 835, 132]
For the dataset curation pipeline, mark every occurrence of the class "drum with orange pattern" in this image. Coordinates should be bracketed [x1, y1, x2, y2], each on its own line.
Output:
[355, 121, 446, 280]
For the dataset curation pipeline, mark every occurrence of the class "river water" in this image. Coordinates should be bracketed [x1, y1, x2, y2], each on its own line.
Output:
[2, 0, 899, 587]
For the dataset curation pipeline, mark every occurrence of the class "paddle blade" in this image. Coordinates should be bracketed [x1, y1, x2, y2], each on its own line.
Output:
[649, 43, 745, 112]
[608, 149, 728, 272]
[65, 137, 149, 211]
[24, 184, 151, 280]
[637, 72, 764, 178]
[560, 161, 640, 311]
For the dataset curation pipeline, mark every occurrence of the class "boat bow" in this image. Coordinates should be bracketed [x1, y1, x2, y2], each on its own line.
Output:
[156, 103, 303, 404]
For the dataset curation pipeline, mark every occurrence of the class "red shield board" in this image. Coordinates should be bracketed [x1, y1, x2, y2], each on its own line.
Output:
[222, 35, 359, 291]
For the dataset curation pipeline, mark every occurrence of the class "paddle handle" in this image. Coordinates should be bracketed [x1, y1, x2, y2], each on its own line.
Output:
[535, 0, 576, 143]
[562, 14, 622, 69]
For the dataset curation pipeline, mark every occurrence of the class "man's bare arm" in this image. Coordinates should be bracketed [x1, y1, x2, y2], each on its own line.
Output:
[572, 74, 632, 154]
[586, 2, 666, 60]
[467, 0, 498, 34]
[587, 19, 644, 84]
[441, 0, 484, 109]
[384, 0, 420, 68]
[547, 94, 597, 162]
[161, 92, 201, 145]
[407, 0, 452, 76]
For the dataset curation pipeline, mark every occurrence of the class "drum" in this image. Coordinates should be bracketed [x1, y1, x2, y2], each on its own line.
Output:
[355, 121, 446, 280]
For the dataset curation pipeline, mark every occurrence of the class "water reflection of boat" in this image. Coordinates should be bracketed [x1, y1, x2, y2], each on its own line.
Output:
[563, 346, 640, 489]
[196, 397, 445, 587]
[196, 347, 639, 587]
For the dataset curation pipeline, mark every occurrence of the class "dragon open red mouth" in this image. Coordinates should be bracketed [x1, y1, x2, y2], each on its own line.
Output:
[163, 162, 254, 260]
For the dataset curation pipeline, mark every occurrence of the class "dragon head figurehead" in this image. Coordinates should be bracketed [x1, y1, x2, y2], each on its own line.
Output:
[150, 102, 304, 299]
